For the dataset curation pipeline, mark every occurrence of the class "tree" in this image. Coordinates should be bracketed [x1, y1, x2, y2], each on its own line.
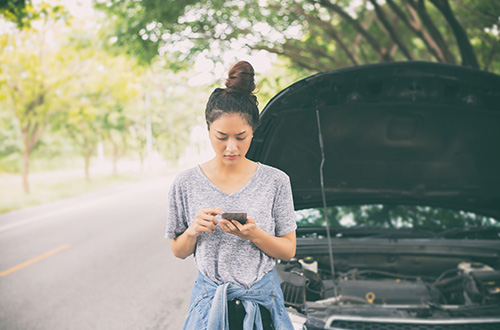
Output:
[0, 108, 22, 171]
[0, 20, 70, 193]
[140, 68, 206, 163]
[94, 0, 199, 65]
[0, 0, 68, 31]
[96, 56, 140, 176]
[54, 39, 141, 179]
[96, 0, 500, 72]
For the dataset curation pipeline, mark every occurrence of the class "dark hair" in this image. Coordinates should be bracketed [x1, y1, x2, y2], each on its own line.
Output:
[205, 61, 259, 129]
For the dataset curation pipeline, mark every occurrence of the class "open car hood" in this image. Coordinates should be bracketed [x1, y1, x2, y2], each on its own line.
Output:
[247, 62, 500, 217]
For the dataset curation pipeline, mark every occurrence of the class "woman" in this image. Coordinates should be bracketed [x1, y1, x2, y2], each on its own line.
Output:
[166, 61, 296, 330]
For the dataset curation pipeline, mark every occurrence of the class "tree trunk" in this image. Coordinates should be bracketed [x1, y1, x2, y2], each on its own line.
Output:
[22, 148, 30, 194]
[84, 150, 91, 182]
[139, 154, 144, 172]
[112, 143, 118, 176]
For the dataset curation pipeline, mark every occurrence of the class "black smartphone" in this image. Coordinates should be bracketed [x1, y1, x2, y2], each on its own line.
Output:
[221, 212, 247, 225]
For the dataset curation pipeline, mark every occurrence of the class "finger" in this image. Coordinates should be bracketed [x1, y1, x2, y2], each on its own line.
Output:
[219, 220, 230, 233]
[219, 220, 231, 232]
[201, 208, 222, 224]
[191, 221, 215, 234]
[197, 212, 219, 225]
[201, 208, 223, 216]
[220, 219, 237, 232]
[246, 217, 255, 224]
[197, 218, 217, 231]
[229, 220, 241, 231]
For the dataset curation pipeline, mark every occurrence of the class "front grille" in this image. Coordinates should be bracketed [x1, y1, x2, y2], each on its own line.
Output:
[326, 321, 500, 330]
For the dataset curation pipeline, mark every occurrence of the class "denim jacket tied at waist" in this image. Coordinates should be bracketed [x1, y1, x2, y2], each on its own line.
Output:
[182, 269, 294, 330]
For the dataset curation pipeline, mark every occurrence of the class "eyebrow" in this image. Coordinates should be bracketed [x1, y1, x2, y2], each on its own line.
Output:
[216, 130, 247, 136]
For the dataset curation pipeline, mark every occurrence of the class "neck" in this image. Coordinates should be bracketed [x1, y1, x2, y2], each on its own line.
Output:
[208, 157, 252, 175]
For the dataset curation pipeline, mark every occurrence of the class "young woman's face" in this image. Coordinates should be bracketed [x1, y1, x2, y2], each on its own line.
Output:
[208, 113, 253, 165]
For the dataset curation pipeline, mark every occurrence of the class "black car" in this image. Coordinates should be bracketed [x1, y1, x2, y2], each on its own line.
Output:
[247, 62, 500, 329]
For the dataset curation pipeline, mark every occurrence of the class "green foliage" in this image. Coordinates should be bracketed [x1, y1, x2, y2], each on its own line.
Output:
[257, 60, 311, 108]
[0, 0, 68, 29]
[95, 0, 500, 72]
[296, 204, 499, 233]
[136, 68, 208, 161]
[0, 24, 68, 162]
[95, 0, 200, 65]
[49, 32, 143, 177]
[0, 109, 21, 159]
[451, 0, 500, 72]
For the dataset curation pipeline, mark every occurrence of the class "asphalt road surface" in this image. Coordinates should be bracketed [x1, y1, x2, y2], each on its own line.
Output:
[0, 174, 197, 330]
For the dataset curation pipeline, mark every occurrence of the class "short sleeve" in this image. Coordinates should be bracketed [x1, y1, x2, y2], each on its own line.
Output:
[273, 173, 297, 237]
[165, 177, 189, 239]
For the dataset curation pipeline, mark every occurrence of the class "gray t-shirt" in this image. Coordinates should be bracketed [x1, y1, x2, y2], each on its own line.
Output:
[166, 163, 297, 288]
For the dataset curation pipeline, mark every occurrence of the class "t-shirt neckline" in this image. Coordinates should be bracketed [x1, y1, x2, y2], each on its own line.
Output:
[196, 162, 261, 197]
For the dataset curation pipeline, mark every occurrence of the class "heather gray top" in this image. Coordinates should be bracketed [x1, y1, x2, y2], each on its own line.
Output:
[166, 163, 297, 288]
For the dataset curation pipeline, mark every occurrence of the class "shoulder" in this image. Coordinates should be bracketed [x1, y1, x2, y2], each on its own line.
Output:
[258, 163, 291, 185]
[171, 166, 201, 189]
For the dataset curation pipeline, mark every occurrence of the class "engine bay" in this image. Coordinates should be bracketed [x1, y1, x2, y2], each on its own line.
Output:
[275, 256, 500, 315]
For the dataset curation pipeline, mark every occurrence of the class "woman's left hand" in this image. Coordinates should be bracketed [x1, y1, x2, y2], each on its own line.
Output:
[219, 217, 261, 241]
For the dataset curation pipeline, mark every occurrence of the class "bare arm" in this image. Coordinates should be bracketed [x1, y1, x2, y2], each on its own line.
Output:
[170, 208, 221, 259]
[220, 217, 296, 261]
[251, 229, 296, 261]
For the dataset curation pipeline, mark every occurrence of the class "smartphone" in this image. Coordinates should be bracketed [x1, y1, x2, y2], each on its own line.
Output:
[221, 212, 247, 225]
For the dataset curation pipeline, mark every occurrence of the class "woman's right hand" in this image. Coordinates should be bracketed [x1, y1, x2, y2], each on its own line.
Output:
[186, 208, 222, 237]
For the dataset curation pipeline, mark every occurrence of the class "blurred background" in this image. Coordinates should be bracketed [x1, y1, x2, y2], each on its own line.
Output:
[0, 0, 498, 329]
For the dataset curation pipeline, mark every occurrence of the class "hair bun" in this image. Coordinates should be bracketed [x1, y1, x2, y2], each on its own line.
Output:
[225, 61, 256, 95]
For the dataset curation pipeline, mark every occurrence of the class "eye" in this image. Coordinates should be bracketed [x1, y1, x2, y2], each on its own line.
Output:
[236, 136, 247, 141]
[216, 136, 227, 141]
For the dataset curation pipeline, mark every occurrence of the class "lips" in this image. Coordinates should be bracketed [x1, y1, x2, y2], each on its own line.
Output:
[224, 155, 239, 160]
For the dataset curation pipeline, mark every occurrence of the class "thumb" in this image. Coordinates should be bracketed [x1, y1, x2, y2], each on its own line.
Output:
[246, 217, 256, 224]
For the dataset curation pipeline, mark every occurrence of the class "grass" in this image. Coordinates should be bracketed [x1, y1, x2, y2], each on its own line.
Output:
[0, 171, 146, 215]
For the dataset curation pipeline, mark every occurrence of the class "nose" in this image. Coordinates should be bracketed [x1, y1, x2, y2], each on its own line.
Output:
[226, 138, 238, 152]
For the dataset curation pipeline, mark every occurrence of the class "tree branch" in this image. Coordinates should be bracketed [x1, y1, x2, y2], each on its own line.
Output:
[315, 0, 391, 61]
[352, 10, 376, 64]
[282, 41, 334, 71]
[369, 0, 414, 60]
[291, 4, 359, 66]
[249, 44, 319, 72]
[296, 6, 359, 65]
[386, 0, 444, 62]
[429, 0, 479, 68]
[406, 0, 456, 64]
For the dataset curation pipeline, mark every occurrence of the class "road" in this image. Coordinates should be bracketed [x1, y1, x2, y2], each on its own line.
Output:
[0, 175, 197, 330]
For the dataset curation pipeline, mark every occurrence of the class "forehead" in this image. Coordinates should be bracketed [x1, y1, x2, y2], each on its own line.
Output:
[210, 113, 252, 131]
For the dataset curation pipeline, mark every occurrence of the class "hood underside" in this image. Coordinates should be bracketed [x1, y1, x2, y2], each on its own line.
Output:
[247, 62, 500, 216]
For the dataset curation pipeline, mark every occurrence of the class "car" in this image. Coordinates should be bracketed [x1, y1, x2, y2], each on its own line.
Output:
[247, 61, 500, 330]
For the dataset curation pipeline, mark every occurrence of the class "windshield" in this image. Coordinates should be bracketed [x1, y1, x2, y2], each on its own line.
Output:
[295, 204, 500, 238]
